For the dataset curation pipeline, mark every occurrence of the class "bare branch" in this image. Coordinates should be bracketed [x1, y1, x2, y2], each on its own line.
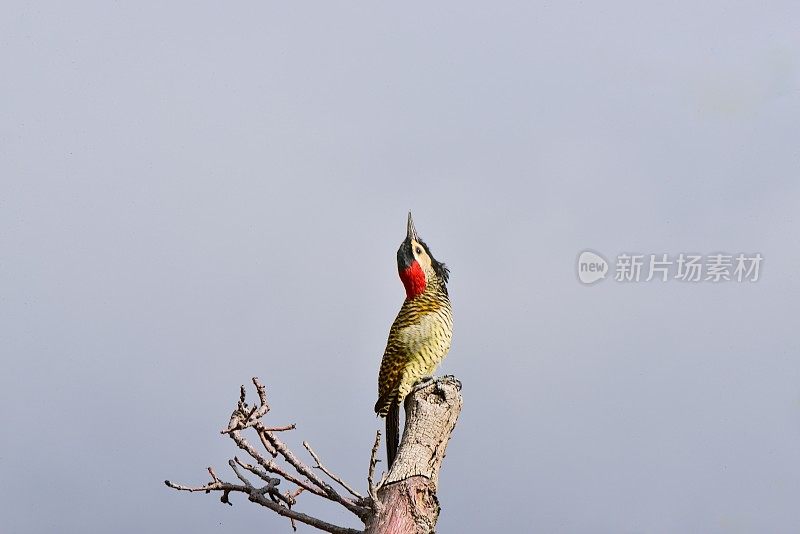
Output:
[165, 476, 360, 534]
[367, 430, 382, 512]
[228, 429, 326, 498]
[229, 459, 255, 488]
[164, 476, 246, 507]
[256, 423, 368, 518]
[167, 375, 462, 533]
[288, 486, 305, 503]
[221, 377, 272, 434]
[248, 490, 362, 534]
[264, 424, 296, 432]
[304, 440, 364, 500]
[165, 478, 244, 494]
[233, 457, 295, 507]
[233, 456, 271, 484]
[258, 429, 279, 457]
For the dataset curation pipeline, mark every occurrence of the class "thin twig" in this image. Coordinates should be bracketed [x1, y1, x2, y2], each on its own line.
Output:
[367, 430, 382, 510]
[263, 424, 296, 432]
[288, 486, 305, 503]
[229, 459, 254, 488]
[207, 467, 221, 484]
[304, 440, 364, 499]
[165, 479, 244, 494]
[228, 430, 327, 498]
[233, 456, 276, 485]
[234, 457, 293, 507]
[258, 429, 279, 457]
[221, 378, 272, 434]
[165, 478, 245, 506]
[259, 425, 368, 518]
[248, 490, 362, 534]
[252, 376, 268, 407]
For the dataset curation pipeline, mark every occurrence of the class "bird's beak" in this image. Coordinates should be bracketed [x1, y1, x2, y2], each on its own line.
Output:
[406, 212, 419, 243]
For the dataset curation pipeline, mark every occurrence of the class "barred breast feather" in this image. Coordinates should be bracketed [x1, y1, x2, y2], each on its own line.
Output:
[374, 287, 452, 416]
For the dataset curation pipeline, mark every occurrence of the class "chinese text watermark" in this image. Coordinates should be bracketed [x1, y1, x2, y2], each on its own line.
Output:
[577, 251, 762, 285]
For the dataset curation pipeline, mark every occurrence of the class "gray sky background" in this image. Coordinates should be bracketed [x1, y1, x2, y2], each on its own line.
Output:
[2, 2, 799, 533]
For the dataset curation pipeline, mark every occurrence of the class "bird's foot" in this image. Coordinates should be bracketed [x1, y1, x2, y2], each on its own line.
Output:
[411, 375, 436, 392]
[440, 374, 462, 391]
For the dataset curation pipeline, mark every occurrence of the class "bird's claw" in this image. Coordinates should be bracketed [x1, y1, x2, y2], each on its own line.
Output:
[411, 375, 436, 392]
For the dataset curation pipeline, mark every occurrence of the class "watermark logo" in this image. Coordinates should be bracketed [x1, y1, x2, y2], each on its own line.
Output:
[578, 251, 762, 285]
[577, 250, 609, 284]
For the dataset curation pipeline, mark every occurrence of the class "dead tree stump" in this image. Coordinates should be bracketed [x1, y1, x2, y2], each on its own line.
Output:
[365, 376, 463, 534]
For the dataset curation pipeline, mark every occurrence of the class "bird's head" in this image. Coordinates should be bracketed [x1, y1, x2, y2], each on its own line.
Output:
[396, 212, 449, 299]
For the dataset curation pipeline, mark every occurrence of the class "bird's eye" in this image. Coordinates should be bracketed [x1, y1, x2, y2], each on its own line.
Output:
[415, 247, 422, 255]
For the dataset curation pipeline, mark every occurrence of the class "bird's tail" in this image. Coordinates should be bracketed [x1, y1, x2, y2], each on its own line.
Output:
[386, 402, 400, 467]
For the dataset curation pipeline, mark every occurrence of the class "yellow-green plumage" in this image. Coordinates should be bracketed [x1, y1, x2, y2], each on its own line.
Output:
[375, 279, 453, 417]
[375, 213, 452, 467]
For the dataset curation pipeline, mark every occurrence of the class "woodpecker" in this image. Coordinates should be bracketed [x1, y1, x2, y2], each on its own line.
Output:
[375, 212, 453, 467]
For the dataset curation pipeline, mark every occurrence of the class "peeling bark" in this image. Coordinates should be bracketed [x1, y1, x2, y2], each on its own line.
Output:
[365, 376, 462, 534]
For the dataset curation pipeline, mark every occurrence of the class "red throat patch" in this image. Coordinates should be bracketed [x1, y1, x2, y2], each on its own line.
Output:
[399, 261, 426, 299]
